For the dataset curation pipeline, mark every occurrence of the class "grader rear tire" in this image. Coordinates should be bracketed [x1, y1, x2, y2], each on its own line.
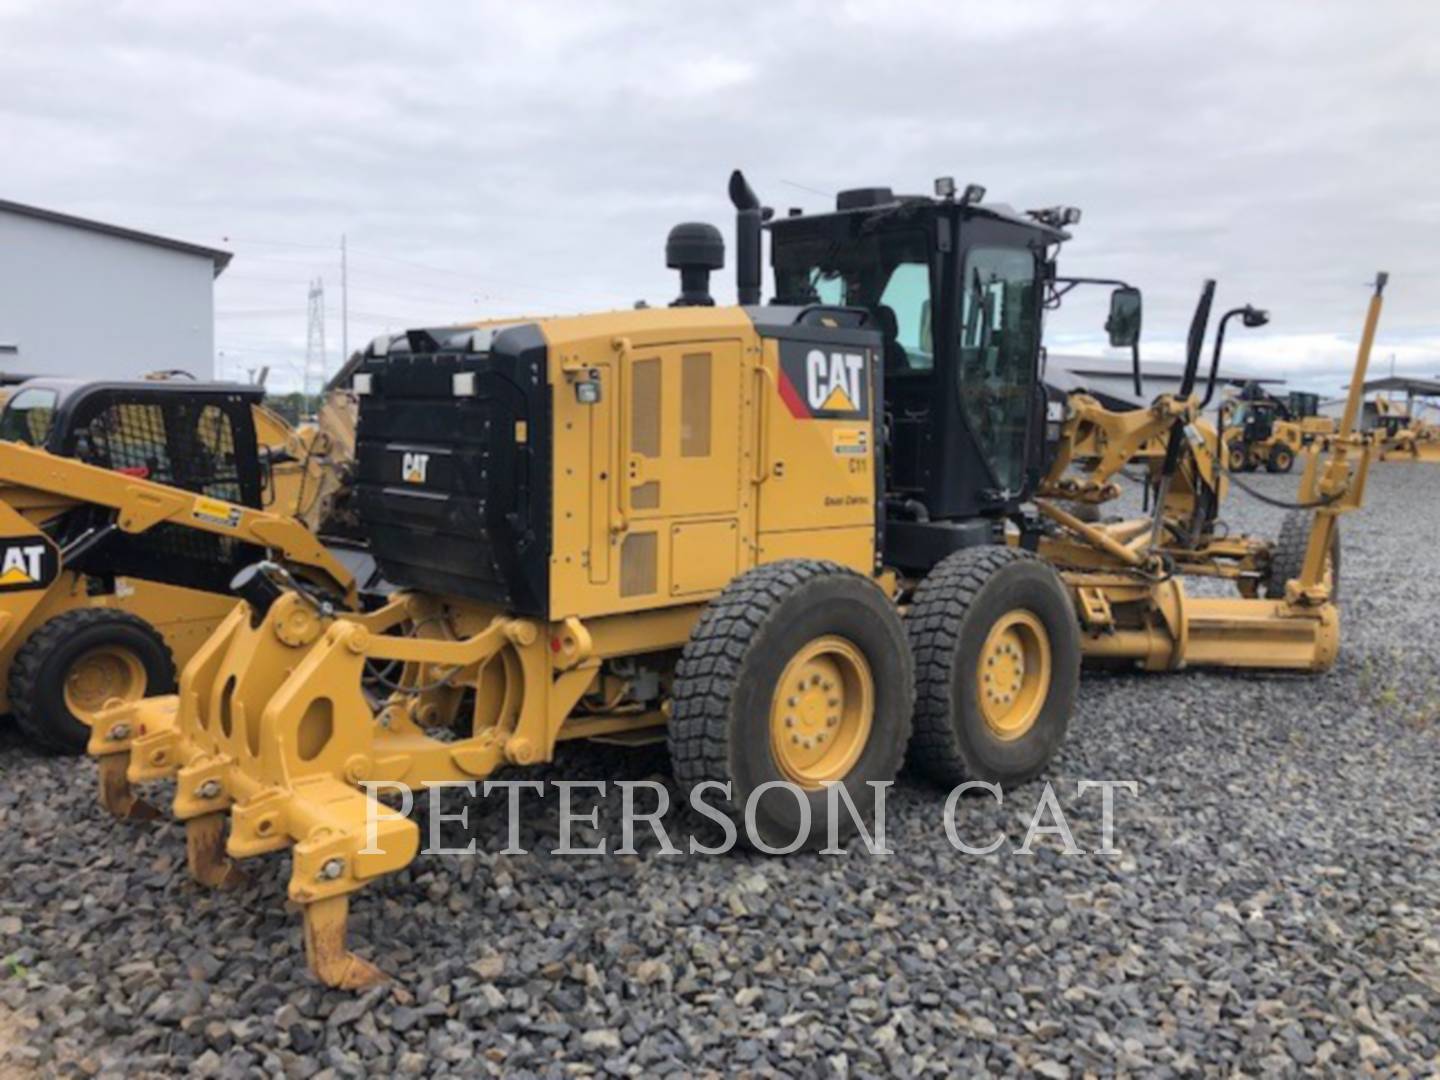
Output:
[906, 547, 1080, 788]
[10, 609, 175, 754]
[668, 559, 913, 851]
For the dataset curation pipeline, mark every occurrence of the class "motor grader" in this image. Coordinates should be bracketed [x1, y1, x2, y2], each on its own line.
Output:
[0, 377, 356, 753]
[87, 172, 1382, 988]
[1371, 394, 1440, 462]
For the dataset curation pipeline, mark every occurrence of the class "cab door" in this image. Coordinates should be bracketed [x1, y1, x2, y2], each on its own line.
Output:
[954, 240, 1043, 499]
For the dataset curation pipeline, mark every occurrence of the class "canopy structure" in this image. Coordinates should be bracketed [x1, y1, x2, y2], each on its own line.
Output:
[1353, 376, 1440, 396]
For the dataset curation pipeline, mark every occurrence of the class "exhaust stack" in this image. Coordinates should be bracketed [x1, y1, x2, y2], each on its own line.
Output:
[729, 170, 765, 306]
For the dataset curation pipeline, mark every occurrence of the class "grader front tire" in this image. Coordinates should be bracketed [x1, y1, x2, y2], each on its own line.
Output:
[906, 547, 1080, 788]
[1264, 510, 1341, 601]
[668, 559, 913, 851]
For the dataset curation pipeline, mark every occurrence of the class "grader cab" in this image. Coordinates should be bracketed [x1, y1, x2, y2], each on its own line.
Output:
[88, 172, 1384, 987]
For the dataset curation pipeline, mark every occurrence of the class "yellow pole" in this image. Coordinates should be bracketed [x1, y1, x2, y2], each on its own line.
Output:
[1338, 273, 1387, 437]
[1293, 272, 1386, 601]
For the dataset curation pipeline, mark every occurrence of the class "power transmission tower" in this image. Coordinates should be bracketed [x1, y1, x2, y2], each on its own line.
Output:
[305, 277, 327, 398]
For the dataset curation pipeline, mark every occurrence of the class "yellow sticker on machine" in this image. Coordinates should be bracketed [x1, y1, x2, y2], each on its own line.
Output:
[193, 496, 242, 528]
[833, 427, 869, 456]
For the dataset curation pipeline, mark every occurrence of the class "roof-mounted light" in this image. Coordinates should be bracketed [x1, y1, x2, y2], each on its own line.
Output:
[960, 183, 986, 206]
[934, 176, 956, 201]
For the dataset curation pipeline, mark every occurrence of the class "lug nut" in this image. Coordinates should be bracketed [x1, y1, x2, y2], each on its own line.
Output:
[785, 716, 795, 728]
[198, 779, 222, 799]
[827, 716, 838, 727]
[319, 858, 346, 881]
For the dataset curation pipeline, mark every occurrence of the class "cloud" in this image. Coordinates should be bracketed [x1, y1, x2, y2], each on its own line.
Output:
[1, 1, 1436, 391]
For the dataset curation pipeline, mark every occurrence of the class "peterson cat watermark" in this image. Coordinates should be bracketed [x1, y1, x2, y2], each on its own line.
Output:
[360, 778, 1139, 857]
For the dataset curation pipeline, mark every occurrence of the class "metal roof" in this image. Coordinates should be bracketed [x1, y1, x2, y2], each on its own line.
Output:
[0, 197, 232, 277]
[1052, 354, 1282, 385]
[1358, 376, 1440, 396]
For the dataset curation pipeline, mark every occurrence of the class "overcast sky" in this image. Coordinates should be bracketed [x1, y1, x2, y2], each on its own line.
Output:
[2, 1, 1436, 394]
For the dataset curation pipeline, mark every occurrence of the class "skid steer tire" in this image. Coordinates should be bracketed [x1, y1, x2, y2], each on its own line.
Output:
[1263, 510, 1340, 602]
[906, 546, 1079, 788]
[1266, 445, 1295, 473]
[10, 609, 175, 754]
[669, 559, 912, 852]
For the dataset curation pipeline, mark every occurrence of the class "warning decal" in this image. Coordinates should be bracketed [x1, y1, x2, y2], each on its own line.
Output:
[832, 428, 869, 456]
[192, 496, 242, 528]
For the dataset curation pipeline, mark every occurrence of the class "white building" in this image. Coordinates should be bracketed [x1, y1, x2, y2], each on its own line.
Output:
[0, 198, 230, 379]
[1047, 354, 1283, 414]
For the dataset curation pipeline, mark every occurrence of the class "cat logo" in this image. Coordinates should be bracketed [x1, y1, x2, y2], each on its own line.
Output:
[805, 349, 864, 412]
[776, 339, 871, 421]
[402, 451, 430, 484]
[0, 537, 57, 592]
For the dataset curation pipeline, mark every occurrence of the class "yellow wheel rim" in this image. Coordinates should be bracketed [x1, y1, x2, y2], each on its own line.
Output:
[63, 646, 146, 723]
[976, 611, 1051, 740]
[769, 635, 873, 789]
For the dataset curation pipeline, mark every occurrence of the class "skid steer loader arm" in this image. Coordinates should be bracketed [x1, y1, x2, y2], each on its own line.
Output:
[0, 440, 355, 603]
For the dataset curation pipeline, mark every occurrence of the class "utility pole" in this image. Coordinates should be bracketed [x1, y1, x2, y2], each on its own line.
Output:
[305, 278, 327, 400]
[340, 233, 349, 367]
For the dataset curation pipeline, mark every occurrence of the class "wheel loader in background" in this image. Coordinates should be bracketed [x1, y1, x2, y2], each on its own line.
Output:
[0, 377, 356, 753]
[1219, 384, 1333, 474]
[87, 171, 1383, 987]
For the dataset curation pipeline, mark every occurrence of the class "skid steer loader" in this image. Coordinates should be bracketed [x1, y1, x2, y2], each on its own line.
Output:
[87, 172, 1382, 987]
[0, 378, 355, 753]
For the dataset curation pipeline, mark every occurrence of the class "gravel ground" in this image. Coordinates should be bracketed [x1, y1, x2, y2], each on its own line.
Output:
[1, 464, 1437, 1077]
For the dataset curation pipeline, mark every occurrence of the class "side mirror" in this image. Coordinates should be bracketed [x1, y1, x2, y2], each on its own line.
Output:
[1105, 287, 1143, 348]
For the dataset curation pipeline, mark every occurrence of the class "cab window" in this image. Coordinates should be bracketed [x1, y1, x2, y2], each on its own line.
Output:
[0, 388, 58, 446]
[957, 246, 1040, 494]
[773, 230, 935, 373]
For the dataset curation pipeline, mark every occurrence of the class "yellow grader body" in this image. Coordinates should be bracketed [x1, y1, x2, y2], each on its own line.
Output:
[84, 173, 1386, 988]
